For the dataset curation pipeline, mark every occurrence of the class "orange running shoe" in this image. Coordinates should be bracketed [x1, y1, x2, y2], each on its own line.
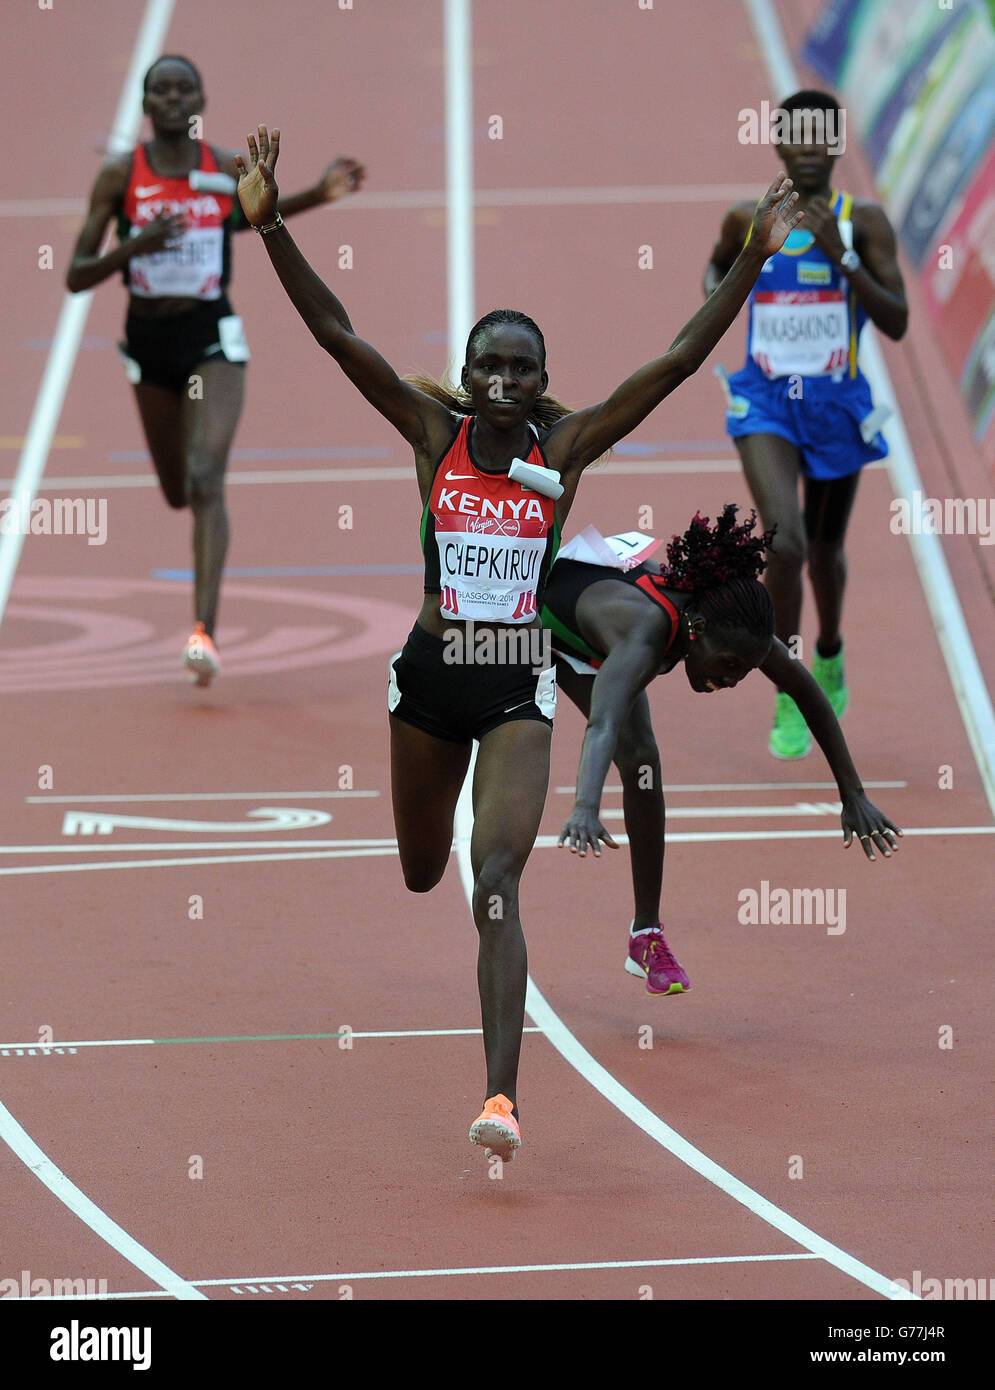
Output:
[182, 622, 220, 687]
[469, 1094, 521, 1161]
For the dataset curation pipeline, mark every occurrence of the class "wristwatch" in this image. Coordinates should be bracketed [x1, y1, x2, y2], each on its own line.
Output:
[840, 248, 861, 273]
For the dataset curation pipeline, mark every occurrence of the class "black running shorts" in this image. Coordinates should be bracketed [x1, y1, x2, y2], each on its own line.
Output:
[119, 295, 247, 393]
[388, 622, 556, 743]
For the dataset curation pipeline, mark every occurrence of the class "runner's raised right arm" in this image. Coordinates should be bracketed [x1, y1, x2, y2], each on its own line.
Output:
[235, 125, 454, 466]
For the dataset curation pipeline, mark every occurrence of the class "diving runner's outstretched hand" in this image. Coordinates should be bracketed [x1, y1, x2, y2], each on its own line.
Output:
[557, 807, 619, 859]
[841, 796, 902, 862]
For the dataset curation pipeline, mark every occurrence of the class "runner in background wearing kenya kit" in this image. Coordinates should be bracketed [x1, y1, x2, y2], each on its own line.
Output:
[235, 124, 802, 1161]
[541, 507, 901, 999]
[705, 90, 907, 758]
[66, 56, 364, 684]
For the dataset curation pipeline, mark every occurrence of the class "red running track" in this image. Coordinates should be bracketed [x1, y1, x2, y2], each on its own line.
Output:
[2, 0, 992, 1353]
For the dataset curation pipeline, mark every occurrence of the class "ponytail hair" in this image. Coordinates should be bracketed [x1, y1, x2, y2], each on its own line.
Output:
[404, 307, 574, 434]
[661, 504, 776, 640]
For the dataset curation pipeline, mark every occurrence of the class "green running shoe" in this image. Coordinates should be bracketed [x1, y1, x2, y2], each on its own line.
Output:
[813, 644, 848, 718]
[769, 691, 811, 759]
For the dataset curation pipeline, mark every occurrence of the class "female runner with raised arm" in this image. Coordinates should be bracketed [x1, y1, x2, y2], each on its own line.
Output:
[235, 125, 802, 1160]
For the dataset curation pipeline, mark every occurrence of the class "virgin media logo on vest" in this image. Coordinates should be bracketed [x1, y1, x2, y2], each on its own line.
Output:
[466, 516, 521, 536]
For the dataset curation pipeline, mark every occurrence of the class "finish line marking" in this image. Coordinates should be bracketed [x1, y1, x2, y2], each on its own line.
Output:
[20, 1250, 824, 1299]
[26, 790, 379, 804]
[0, 1027, 545, 1054]
[556, 780, 908, 794]
[1, 824, 991, 878]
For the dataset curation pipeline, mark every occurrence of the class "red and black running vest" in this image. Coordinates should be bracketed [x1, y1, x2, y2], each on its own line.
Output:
[543, 563, 681, 670]
[421, 417, 561, 623]
[118, 143, 241, 299]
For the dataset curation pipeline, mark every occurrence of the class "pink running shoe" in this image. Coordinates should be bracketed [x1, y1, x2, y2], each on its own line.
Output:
[625, 925, 691, 995]
[469, 1094, 521, 1161]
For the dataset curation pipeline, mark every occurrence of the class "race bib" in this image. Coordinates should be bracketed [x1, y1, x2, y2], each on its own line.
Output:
[556, 526, 660, 570]
[437, 530, 547, 622]
[750, 290, 850, 378]
[128, 225, 225, 300]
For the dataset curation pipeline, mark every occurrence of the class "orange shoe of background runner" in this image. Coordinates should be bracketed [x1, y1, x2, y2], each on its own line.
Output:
[469, 1094, 521, 1161]
[182, 621, 220, 687]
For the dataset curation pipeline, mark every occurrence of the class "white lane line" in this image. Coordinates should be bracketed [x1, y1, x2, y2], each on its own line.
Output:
[0, 459, 747, 491]
[445, 0, 474, 365]
[457, 775, 934, 1303]
[1, 824, 990, 877]
[0, 840, 398, 853]
[0, 468, 412, 489]
[0, 847, 400, 877]
[26, 790, 379, 804]
[0, 1099, 204, 1300]
[603, 802, 844, 820]
[197, 1251, 823, 1287]
[442, 0, 912, 1299]
[0, 1028, 545, 1052]
[59, 808, 333, 835]
[3, 457, 886, 490]
[522, 980, 917, 1300]
[0, 323, 91, 619]
[5, 1291, 174, 1301]
[0, 0, 209, 1306]
[556, 782, 908, 794]
[23, 1249, 823, 1298]
[529, 826, 993, 847]
[0, 184, 765, 220]
[743, 0, 995, 820]
[0, 1, 177, 630]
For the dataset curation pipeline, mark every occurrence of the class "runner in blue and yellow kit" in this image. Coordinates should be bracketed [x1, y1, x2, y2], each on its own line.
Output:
[705, 90, 908, 757]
